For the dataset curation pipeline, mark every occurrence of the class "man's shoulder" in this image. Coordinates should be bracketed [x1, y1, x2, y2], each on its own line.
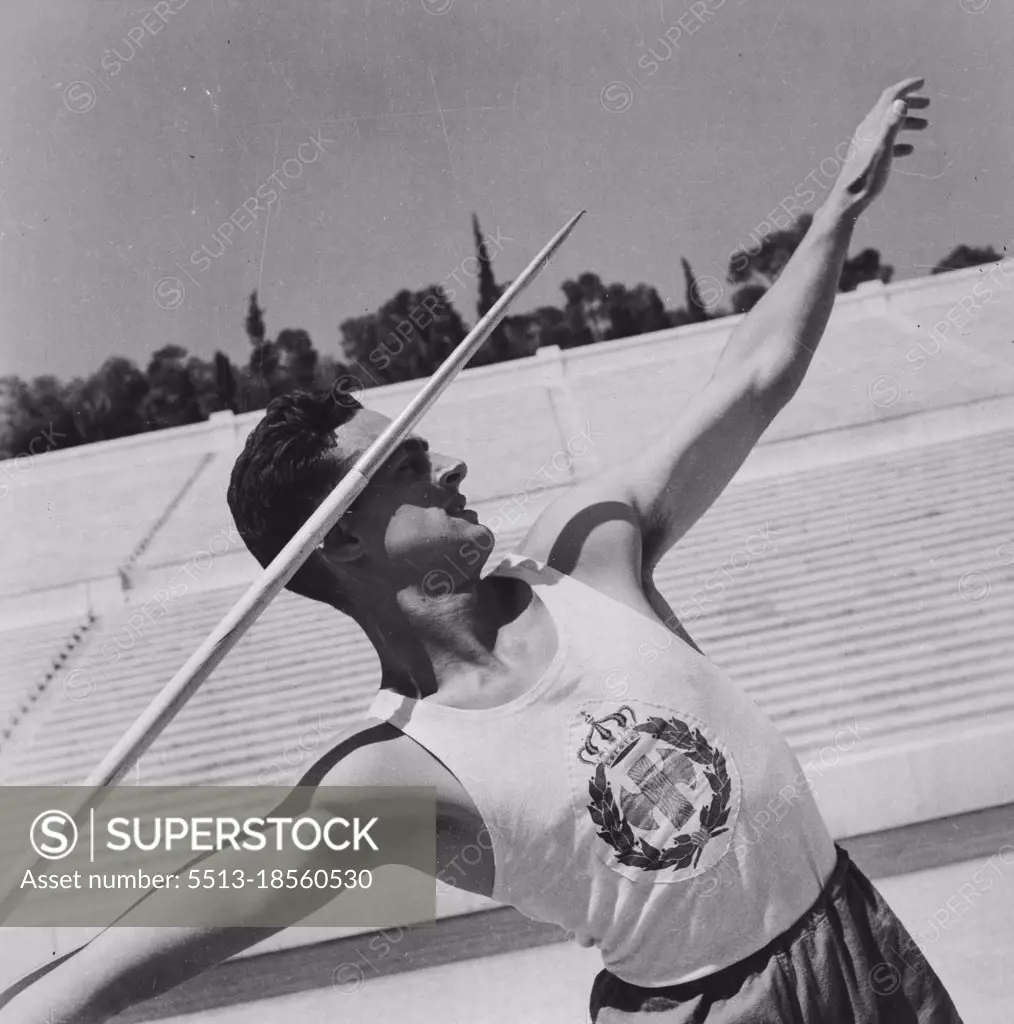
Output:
[303, 717, 481, 836]
[510, 472, 651, 609]
[304, 716, 459, 793]
[303, 720, 417, 787]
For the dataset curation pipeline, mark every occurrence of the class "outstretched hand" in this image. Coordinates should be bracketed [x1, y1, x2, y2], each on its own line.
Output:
[831, 77, 929, 217]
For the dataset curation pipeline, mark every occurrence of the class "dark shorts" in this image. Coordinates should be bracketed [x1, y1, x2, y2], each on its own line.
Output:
[590, 845, 964, 1023]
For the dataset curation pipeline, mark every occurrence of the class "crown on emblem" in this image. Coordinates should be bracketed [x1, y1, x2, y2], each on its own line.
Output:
[578, 706, 640, 766]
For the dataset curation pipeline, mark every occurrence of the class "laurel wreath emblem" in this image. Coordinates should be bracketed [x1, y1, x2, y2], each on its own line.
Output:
[587, 716, 732, 872]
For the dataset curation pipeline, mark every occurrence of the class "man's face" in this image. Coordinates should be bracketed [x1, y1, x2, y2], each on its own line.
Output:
[332, 408, 492, 581]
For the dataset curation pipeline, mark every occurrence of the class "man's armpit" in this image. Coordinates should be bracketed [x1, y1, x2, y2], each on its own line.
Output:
[517, 483, 644, 580]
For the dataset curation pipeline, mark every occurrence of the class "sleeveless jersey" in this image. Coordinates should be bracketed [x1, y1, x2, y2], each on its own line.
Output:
[367, 553, 837, 986]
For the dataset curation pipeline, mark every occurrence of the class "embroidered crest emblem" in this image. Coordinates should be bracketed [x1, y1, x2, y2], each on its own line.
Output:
[578, 705, 735, 874]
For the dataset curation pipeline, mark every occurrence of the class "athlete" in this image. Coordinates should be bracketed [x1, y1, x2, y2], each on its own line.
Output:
[2, 77, 963, 1022]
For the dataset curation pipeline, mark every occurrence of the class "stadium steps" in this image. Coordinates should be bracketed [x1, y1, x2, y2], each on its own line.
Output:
[0, 612, 98, 747]
[0, 451, 213, 596]
[568, 308, 1014, 473]
[653, 425, 1014, 752]
[0, 584, 357, 785]
[118, 452, 216, 585]
[1, 423, 1010, 791]
[129, 450, 240, 571]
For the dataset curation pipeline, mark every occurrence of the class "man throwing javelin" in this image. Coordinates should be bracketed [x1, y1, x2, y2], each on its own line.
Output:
[3, 76, 963, 1023]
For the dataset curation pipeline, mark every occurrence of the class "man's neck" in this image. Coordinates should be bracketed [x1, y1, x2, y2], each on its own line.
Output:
[358, 571, 534, 701]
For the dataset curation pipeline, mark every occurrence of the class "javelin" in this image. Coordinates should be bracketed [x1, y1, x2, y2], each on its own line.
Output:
[0, 210, 583, 927]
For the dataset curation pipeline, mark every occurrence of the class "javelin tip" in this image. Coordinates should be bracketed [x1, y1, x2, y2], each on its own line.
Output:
[533, 210, 586, 270]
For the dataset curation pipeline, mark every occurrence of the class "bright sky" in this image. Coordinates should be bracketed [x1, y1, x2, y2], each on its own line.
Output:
[1, 0, 1011, 380]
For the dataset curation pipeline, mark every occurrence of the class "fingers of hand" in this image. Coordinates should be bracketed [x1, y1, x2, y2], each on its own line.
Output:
[852, 82, 928, 166]
[879, 79, 929, 126]
[884, 76, 926, 101]
[886, 102, 928, 139]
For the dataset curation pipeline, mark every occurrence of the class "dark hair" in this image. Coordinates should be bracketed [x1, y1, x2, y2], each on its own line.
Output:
[228, 389, 364, 611]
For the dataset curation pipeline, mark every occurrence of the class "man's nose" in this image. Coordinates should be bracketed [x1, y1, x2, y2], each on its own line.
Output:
[436, 456, 467, 489]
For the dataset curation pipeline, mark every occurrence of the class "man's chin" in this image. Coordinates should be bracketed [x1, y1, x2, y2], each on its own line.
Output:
[450, 518, 496, 558]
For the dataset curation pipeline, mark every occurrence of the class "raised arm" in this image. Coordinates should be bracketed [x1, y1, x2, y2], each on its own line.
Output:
[628, 78, 929, 572]
[521, 78, 929, 585]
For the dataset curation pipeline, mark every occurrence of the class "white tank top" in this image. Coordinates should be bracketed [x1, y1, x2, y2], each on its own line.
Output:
[367, 553, 837, 986]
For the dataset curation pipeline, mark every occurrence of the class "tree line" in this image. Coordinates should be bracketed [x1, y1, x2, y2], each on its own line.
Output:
[0, 217, 1002, 460]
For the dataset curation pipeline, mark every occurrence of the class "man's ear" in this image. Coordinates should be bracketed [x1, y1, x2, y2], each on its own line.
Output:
[317, 521, 364, 565]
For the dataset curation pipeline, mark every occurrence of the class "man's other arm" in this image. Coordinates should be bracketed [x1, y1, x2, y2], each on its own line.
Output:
[0, 787, 432, 1024]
